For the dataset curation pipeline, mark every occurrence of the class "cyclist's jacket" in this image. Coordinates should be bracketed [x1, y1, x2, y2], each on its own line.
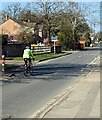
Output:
[23, 48, 33, 59]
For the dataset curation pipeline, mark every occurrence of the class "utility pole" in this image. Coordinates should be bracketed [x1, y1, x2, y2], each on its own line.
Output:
[51, 35, 58, 54]
[94, 22, 96, 38]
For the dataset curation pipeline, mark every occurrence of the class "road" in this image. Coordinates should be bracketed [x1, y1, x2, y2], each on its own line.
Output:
[1, 47, 100, 118]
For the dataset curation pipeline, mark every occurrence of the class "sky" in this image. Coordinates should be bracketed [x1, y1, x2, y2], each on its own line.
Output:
[0, 0, 102, 2]
[0, 1, 101, 33]
[80, 2, 100, 33]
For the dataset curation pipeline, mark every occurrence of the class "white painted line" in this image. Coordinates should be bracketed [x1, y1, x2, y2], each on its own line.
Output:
[81, 69, 84, 72]
[78, 55, 82, 58]
[87, 56, 99, 67]
[80, 56, 100, 72]
[29, 81, 80, 118]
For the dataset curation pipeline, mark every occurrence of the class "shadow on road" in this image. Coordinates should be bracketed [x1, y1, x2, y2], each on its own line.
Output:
[2, 62, 99, 85]
[2, 46, 100, 84]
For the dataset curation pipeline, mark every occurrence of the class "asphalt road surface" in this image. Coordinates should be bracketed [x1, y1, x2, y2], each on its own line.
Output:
[1, 47, 100, 118]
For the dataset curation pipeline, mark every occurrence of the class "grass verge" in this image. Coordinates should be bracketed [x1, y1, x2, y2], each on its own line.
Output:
[6, 52, 71, 61]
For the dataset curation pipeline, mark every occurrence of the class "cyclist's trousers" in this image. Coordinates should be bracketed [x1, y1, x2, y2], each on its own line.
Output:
[24, 58, 31, 64]
[24, 58, 31, 69]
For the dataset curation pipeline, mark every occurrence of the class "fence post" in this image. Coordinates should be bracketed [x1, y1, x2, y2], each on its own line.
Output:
[2, 55, 5, 74]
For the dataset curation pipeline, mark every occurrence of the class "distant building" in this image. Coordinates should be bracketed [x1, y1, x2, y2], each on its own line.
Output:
[0, 18, 23, 43]
[0, 18, 48, 44]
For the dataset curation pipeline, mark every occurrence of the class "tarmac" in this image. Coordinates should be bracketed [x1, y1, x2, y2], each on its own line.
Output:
[1, 51, 73, 78]
[0, 52, 101, 118]
[32, 57, 100, 119]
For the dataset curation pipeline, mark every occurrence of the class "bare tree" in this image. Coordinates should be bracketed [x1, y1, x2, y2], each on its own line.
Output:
[83, 2, 100, 36]
[2, 2, 22, 21]
[15, 26, 34, 44]
[29, 1, 66, 39]
[1, 1, 92, 49]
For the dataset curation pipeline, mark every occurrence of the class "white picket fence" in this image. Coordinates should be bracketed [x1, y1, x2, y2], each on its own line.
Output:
[31, 46, 51, 53]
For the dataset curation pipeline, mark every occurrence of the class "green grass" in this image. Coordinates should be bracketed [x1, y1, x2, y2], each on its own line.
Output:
[4, 52, 71, 70]
[5, 57, 23, 60]
[6, 52, 69, 61]
[34, 53, 65, 61]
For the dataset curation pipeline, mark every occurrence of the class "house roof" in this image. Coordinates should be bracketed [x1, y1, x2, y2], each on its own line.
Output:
[0, 18, 22, 35]
[0, 18, 43, 36]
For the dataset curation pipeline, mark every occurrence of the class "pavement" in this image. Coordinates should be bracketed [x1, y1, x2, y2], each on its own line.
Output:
[43, 69, 100, 118]
[5, 59, 38, 65]
[33, 57, 100, 118]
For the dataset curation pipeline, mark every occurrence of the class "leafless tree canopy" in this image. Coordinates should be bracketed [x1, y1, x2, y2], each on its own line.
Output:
[1, 1, 99, 49]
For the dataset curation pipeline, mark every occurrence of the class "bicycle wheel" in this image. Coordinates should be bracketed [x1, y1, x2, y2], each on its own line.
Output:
[24, 59, 29, 75]
[24, 64, 27, 75]
[29, 61, 34, 74]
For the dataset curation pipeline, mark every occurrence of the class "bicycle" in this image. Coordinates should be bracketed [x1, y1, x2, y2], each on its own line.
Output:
[24, 58, 34, 76]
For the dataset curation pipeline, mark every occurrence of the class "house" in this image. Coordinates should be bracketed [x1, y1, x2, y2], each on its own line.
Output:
[0, 18, 23, 43]
[0, 18, 23, 35]
[0, 18, 46, 44]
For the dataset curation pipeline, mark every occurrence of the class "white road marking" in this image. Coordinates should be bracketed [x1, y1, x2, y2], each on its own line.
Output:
[81, 56, 100, 72]
[78, 55, 82, 58]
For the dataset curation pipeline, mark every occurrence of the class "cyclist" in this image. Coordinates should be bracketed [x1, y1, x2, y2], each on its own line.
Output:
[23, 46, 34, 72]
